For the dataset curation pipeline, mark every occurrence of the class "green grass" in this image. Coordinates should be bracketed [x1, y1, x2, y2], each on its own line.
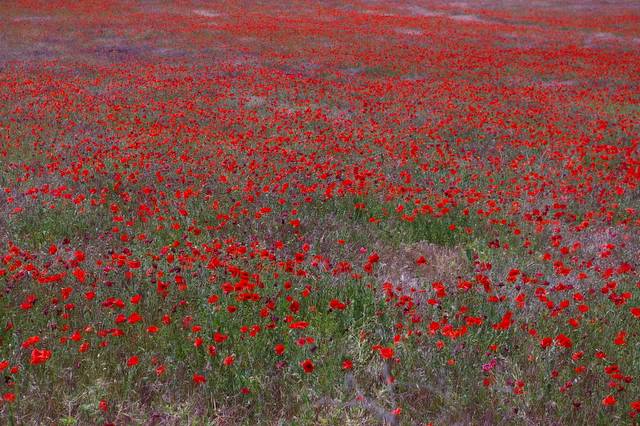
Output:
[7, 202, 105, 250]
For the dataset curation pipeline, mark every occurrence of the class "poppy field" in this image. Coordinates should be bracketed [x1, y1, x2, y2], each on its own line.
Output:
[1, 0, 639, 424]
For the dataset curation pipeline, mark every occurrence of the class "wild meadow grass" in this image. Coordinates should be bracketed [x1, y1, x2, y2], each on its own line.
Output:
[1, 0, 639, 424]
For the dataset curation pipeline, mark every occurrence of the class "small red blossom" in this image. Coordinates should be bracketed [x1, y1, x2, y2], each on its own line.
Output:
[329, 299, 347, 310]
[127, 356, 139, 367]
[30, 349, 52, 365]
[301, 359, 314, 373]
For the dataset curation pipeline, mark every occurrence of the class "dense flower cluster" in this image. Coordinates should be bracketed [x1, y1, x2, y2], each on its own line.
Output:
[0, 0, 638, 423]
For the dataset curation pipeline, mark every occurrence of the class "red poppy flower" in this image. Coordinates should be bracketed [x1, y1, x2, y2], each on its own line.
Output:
[127, 356, 139, 367]
[30, 349, 52, 365]
[329, 299, 346, 310]
[21, 335, 40, 348]
[379, 347, 394, 359]
[274, 344, 285, 355]
[214, 332, 228, 343]
[301, 359, 314, 373]
[289, 321, 309, 329]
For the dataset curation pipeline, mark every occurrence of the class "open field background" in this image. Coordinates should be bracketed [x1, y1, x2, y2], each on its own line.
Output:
[1, 0, 639, 424]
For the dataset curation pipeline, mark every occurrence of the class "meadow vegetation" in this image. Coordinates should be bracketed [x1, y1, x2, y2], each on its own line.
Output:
[0, 0, 639, 424]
